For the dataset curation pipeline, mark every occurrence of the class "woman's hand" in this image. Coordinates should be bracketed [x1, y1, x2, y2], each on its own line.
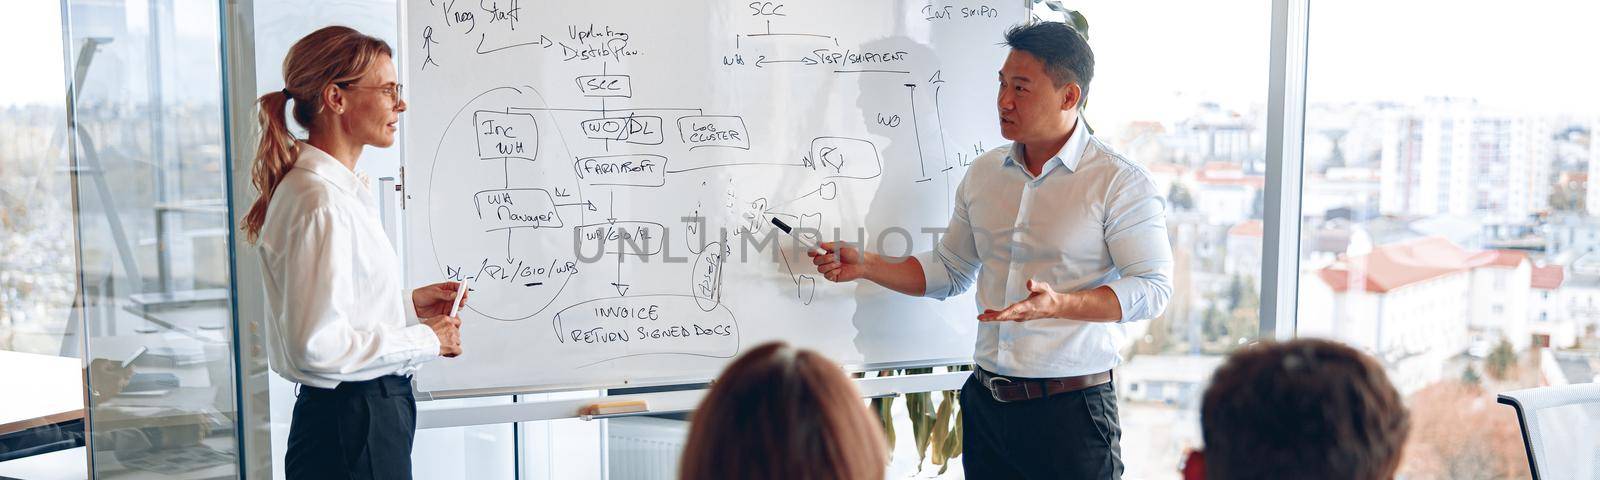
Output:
[413, 281, 466, 318]
[422, 315, 462, 357]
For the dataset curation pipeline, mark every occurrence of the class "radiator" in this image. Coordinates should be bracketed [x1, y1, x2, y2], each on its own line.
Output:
[607, 417, 689, 480]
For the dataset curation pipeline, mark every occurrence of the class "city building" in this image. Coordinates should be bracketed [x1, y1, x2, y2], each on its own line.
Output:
[1117, 354, 1225, 406]
[1468, 250, 1531, 351]
[1378, 99, 1553, 222]
[1194, 162, 1262, 226]
[1225, 219, 1262, 280]
[1587, 117, 1600, 214]
[1529, 263, 1574, 348]
[1299, 236, 1540, 393]
[1168, 102, 1260, 171]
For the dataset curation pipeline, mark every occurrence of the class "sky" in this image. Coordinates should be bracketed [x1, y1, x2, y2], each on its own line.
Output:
[1067, 0, 1600, 130]
[4, 0, 1599, 120]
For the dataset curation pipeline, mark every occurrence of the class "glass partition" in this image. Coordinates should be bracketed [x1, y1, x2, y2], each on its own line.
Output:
[62, 0, 241, 476]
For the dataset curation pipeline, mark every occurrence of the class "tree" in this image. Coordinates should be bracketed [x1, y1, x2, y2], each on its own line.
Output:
[1402, 382, 1529, 479]
[1226, 275, 1245, 311]
[1223, 275, 1260, 344]
[1250, 189, 1265, 220]
[1168, 182, 1195, 211]
[1461, 364, 1482, 385]
[1486, 339, 1516, 380]
[1549, 179, 1586, 213]
[1202, 304, 1228, 343]
[1229, 275, 1260, 313]
[1225, 309, 1258, 345]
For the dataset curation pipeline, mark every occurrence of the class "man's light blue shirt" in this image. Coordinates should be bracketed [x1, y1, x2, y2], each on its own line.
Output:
[912, 124, 1174, 378]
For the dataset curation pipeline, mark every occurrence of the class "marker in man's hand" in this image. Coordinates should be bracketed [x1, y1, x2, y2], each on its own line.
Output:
[448, 278, 470, 318]
[770, 217, 827, 255]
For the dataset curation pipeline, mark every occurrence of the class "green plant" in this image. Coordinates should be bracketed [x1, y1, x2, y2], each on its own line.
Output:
[1033, 0, 1092, 134]
[1486, 338, 1516, 380]
[870, 369, 896, 448]
[882, 365, 969, 474]
[1461, 364, 1482, 385]
[1034, 0, 1090, 39]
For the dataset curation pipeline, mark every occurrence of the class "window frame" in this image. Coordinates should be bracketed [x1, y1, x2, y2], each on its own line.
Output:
[1259, 0, 1311, 340]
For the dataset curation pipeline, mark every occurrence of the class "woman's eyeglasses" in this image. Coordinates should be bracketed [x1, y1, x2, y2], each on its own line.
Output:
[338, 82, 403, 102]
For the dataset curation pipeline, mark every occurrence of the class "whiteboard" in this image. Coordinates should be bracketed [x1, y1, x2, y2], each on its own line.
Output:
[403, 0, 1025, 395]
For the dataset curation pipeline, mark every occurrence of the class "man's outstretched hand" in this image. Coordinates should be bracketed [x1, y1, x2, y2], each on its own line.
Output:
[979, 279, 1064, 322]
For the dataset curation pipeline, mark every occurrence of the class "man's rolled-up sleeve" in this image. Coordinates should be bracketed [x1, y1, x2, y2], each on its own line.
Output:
[914, 176, 982, 300]
[1101, 169, 1174, 322]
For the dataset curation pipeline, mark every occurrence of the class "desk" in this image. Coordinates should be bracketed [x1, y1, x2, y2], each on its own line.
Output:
[84, 332, 238, 478]
[0, 351, 85, 464]
[1, 332, 240, 476]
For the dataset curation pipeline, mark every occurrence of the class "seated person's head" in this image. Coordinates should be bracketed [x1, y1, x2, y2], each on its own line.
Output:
[1196, 338, 1410, 480]
[680, 342, 887, 480]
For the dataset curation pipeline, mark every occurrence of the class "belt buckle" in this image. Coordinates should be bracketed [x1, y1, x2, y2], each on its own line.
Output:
[983, 372, 1017, 403]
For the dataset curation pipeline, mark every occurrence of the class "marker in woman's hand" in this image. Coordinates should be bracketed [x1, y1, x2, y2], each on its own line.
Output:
[770, 217, 827, 255]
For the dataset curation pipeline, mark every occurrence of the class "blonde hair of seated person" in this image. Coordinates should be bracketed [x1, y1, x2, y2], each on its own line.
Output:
[680, 342, 888, 480]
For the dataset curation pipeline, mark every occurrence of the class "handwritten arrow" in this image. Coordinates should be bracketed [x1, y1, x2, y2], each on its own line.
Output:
[756, 56, 812, 68]
[505, 231, 514, 263]
[607, 192, 617, 224]
[556, 200, 598, 211]
[935, 84, 950, 169]
[611, 250, 629, 296]
[906, 83, 929, 178]
[476, 33, 553, 55]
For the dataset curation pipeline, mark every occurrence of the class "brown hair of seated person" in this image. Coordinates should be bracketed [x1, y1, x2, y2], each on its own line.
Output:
[680, 341, 888, 480]
[1199, 338, 1410, 480]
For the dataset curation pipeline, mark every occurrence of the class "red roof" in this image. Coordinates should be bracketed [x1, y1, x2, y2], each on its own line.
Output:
[1228, 220, 1264, 238]
[1473, 250, 1529, 269]
[1147, 163, 1186, 175]
[1196, 163, 1266, 188]
[1531, 264, 1565, 290]
[1318, 237, 1488, 293]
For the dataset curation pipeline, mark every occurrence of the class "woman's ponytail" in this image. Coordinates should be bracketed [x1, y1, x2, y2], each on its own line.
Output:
[241, 89, 299, 244]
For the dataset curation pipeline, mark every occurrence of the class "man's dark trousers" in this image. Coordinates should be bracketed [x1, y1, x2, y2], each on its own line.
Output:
[960, 374, 1123, 479]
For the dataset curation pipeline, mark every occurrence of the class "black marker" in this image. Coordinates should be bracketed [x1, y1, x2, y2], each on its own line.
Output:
[770, 217, 827, 255]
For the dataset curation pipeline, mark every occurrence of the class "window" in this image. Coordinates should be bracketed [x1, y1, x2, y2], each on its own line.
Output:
[1, 5, 75, 358]
[1055, 1, 1269, 478]
[0, 3, 86, 476]
[1297, 0, 1600, 477]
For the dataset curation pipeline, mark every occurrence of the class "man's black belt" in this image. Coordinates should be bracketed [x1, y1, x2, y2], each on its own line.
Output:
[974, 367, 1112, 403]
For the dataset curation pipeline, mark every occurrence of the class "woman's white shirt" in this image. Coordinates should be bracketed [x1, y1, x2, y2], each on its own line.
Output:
[257, 143, 439, 388]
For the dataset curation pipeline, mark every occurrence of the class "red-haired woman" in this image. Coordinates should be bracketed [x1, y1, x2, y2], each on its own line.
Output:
[241, 26, 463, 479]
[681, 342, 889, 480]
